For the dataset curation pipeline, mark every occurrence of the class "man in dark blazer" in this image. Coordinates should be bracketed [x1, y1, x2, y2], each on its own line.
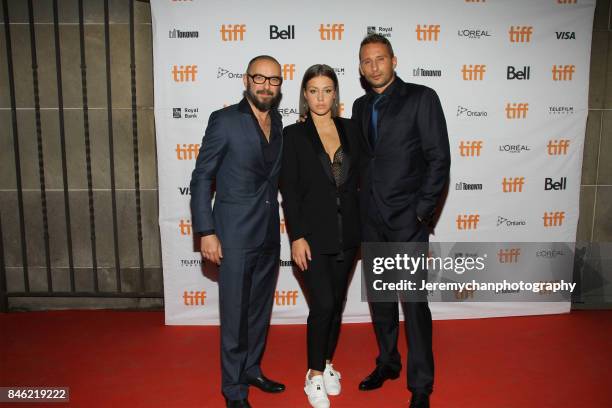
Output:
[352, 34, 451, 408]
[190, 55, 286, 408]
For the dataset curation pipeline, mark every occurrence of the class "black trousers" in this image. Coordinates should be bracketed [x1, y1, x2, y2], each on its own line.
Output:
[302, 247, 357, 372]
[218, 244, 280, 400]
[363, 208, 434, 395]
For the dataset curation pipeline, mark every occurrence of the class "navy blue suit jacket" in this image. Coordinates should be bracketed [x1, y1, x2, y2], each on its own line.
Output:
[190, 99, 283, 249]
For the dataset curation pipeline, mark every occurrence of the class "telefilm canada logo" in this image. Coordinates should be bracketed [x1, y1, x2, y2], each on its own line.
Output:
[548, 105, 575, 115]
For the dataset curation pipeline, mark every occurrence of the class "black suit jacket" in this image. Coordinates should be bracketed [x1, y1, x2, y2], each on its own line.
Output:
[280, 115, 361, 254]
[352, 76, 450, 231]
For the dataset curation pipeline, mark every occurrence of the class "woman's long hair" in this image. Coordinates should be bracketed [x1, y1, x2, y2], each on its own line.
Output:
[298, 64, 340, 118]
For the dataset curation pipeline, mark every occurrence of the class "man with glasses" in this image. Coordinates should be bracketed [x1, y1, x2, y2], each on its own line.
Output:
[190, 55, 285, 408]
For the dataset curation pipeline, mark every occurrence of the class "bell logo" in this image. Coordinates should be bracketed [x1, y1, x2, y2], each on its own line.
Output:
[498, 248, 520, 263]
[507, 66, 530, 80]
[282, 64, 296, 80]
[416, 24, 440, 41]
[547, 139, 570, 155]
[505, 103, 529, 119]
[509, 26, 533, 43]
[543, 211, 565, 227]
[319, 24, 344, 40]
[183, 290, 206, 306]
[220, 24, 246, 41]
[456, 214, 480, 230]
[172, 65, 198, 82]
[275, 290, 299, 306]
[501, 177, 525, 193]
[179, 219, 192, 236]
[176, 143, 200, 160]
[459, 140, 483, 157]
[552, 65, 575, 81]
[270, 25, 295, 40]
[461, 64, 486, 80]
[544, 177, 567, 191]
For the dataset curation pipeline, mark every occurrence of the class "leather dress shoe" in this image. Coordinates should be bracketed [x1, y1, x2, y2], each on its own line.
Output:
[358, 366, 400, 391]
[246, 375, 285, 393]
[409, 393, 430, 408]
[226, 398, 251, 408]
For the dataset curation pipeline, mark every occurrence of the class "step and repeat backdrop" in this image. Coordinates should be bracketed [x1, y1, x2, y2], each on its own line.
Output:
[150, 0, 595, 325]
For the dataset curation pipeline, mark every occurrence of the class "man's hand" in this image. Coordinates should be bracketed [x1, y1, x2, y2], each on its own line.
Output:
[291, 238, 312, 271]
[201, 234, 223, 265]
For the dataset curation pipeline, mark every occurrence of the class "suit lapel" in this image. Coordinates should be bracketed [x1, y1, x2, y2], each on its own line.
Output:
[305, 116, 335, 185]
[334, 117, 351, 187]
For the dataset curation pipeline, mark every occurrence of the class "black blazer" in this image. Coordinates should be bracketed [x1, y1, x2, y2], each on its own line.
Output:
[280, 115, 361, 254]
[352, 76, 451, 232]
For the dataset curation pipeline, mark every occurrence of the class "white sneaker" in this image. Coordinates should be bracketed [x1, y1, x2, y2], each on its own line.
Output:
[304, 371, 330, 408]
[323, 363, 342, 396]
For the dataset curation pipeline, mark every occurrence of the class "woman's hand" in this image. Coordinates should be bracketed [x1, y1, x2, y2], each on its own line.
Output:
[291, 238, 312, 271]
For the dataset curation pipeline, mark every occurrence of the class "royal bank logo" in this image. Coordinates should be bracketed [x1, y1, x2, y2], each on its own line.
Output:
[457, 28, 491, 39]
[498, 144, 531, 154]
[455, 181, 483, 191]
[172, 107, 199, 119]
[548, 105, 574, 115]
[217, 67, 244, 79]
[270, 25, 295, 39]
[413, 67, 442, 77]
[457, 105, 488, 118]
[366, 25, 393, 38]
[169, 28, 199, 39]
[497, 216, 526, 227]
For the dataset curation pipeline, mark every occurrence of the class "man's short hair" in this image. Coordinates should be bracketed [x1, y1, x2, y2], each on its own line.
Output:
[359, 34, 394, 59]
[246, 55, 281, 73]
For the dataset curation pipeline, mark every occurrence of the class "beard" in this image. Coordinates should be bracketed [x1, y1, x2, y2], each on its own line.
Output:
[244, 85, 282, 112]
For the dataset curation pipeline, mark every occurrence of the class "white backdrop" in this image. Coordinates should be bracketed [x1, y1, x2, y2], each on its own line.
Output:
[150, 0, 595, 325]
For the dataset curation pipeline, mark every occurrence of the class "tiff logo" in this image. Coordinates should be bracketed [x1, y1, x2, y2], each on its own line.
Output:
[176, 144, 200, 160]
[319, 24, 344, 40]
[459, 140, 483, 157]
[547, 139, 570, 155]
[416, 24, 440, 41]
[543, 211, 565, 227]
[505, 103, 529, 119]
[456, 214, 480, 230]
[220, 24, 246, 41]
[275, 290, 299, 306]
[172, 65, 197, 82]
[545, 177, 567, 191]
[552, 65, 575, 81]
[509, 26, 533, 43]
[462, 64, 486, 80]
[183, 290, 206, 306]
[498, 248, 521, 263]
[502, 177, 525, 193]
[179, 219, 192, 236]
[282, 64, 296, 80]
[507, 66, 530, 80]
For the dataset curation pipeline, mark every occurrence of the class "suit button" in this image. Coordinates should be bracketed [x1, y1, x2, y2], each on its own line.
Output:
[265, 200, 270, 204]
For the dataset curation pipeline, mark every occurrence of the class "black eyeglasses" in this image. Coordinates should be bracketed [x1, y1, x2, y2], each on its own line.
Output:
[247, 73, 283, 86]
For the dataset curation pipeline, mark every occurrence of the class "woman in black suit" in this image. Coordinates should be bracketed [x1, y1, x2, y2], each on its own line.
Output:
[280, 64, 361, 408]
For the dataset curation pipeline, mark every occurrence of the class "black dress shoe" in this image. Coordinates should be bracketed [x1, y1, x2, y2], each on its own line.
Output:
[358, 366, 400, 391]
[409, 393, 430, 408]
[225, 398, 251, 408]
[246, 375, 285, 393]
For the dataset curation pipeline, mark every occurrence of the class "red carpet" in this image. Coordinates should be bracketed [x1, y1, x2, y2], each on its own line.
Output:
[1, 310, 611, 407]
